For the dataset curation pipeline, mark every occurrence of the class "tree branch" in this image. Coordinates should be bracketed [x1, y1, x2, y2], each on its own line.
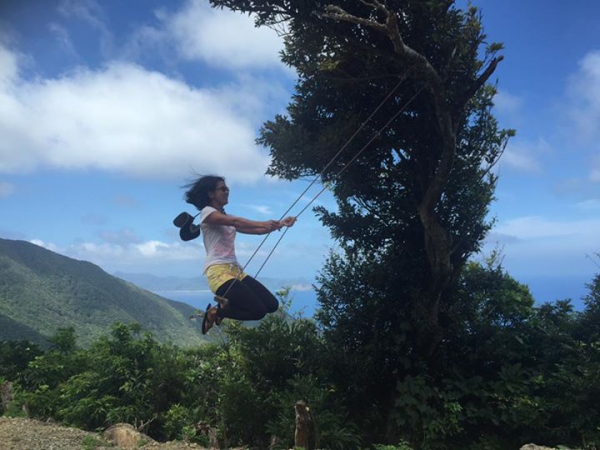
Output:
[359, 0, 388, 16]
[322, 5, 388, 34]
[321, 3, 455, 285]
[453, 55, 504, 121]
[321, 5, 444, 94]
[320, 2, 502, 350]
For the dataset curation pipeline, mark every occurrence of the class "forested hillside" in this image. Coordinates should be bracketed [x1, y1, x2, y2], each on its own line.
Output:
[0, 238, 206, 347]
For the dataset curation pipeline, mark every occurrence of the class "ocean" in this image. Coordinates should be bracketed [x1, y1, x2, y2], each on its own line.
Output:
[155, 273, 593, 318]
[155, 288, 319, 317]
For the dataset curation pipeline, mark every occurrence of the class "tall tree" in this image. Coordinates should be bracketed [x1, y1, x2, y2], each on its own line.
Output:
[210, 0, 512, 440]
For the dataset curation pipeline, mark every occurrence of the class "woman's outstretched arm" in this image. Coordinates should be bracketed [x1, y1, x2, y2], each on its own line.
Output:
[203, 210, 285, 235]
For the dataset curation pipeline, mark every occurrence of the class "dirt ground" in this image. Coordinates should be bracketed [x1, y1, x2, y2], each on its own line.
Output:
[0, 417, 212, 450]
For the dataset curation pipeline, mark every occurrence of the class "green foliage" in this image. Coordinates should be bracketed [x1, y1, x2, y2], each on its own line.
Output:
[14, 2, 600, 449]
[317, 255, 600, 449]
[16, 327, 89, 419]
[57, 324, 165, 430]
[11, 1, 600, 448]
[266, 374, 362, 450]
[208, 290, 342, 449]
[2, 288, 350, 448]
[0, 340, 43, 382]
[12, 324, 185, 436]
[207, 0, 513, 444]
[373, 443, 414, 450]
[2, 273, 600, 449]
[163, 404, 195, 441]
[81, 435, 111, 449]
[524, 277, 600, 449]
[49, 327, 78, 353]
[393, 374, 462, 448]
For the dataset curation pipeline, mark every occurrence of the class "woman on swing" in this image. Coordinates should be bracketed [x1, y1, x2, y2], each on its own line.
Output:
[184, 175, 297, 334]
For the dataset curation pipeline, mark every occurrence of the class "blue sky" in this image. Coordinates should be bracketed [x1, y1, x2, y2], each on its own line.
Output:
[1, 0, 599, 305]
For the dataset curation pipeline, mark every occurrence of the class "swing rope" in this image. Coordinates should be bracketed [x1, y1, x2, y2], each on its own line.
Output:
[275, 69, 414, 222]
[214, 75, 423, 308]
[252, 85, 424, 279]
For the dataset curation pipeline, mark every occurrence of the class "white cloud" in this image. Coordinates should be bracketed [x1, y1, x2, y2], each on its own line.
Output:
[500, 138, 551, 174]
[136, 240, 171, 257]
[591, 155, 600, 182]
[0, 45, 278, 181]
[58, 0, 107, 29]
[494, 216, 591, 240]
[485, 215, 600, 276]
[32, 238, 204, 270]
[112, 195, 142, 209]
[165, 0, 287, 71]
[290, 284, 313, 292]
[567, 50, 600, 142]
[576, 198, 600, 211]
[30, 239, 61, 253]
[29, 236, 286, 279]
[0, 45, 19, 85]
[501, 149, 541, 173]
[0, 181, 15, 197]
[81, 213, 108, 225]
[98, 228, 140, 246]
[48, 23, 79, 58]
[58, 0, 114, 57]
[29, 232, 321, 280]
[247, 205, 273, 215]
[0, 0, 296, 182]
[494, 89, 522, 115]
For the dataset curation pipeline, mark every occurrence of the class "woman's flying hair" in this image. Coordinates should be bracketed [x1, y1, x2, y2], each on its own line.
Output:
[183, 174, 225, 210]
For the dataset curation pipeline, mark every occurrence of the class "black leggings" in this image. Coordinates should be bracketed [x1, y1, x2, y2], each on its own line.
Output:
[215, 276, 279, 321]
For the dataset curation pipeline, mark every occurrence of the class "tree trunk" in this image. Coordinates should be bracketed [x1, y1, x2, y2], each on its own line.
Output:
[323, 3, 501, 356]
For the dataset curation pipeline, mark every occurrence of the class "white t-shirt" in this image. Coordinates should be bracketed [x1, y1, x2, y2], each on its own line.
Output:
[200, 206, 238, 272]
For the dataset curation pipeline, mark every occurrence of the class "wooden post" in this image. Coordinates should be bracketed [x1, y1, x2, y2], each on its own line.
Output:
[295, 400, 319, 450]
[1, 381, 14, 412]
[295, 400, 310, 449]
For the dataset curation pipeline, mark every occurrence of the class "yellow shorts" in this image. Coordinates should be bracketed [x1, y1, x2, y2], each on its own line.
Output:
[205, 263, 248, 293]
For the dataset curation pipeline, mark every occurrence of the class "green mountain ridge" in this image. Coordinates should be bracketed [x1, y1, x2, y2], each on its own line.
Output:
[0, 238, 207, 348]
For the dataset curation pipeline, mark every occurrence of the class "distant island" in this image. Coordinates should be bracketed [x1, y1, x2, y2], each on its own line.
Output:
[114, 271, 316, 294]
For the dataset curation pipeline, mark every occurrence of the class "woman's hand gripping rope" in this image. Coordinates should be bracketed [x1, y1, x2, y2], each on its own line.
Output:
[278, 216, 297, 229]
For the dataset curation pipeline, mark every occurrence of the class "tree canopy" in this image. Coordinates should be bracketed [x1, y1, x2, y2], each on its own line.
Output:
[210, 1, 513, 427]
[211, 0, 512, 354]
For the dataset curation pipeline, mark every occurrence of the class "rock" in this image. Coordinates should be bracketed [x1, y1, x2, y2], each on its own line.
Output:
[520, 445, 556, 450]
[0, 417, 214, 449]
[104, 423, 156, 449]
